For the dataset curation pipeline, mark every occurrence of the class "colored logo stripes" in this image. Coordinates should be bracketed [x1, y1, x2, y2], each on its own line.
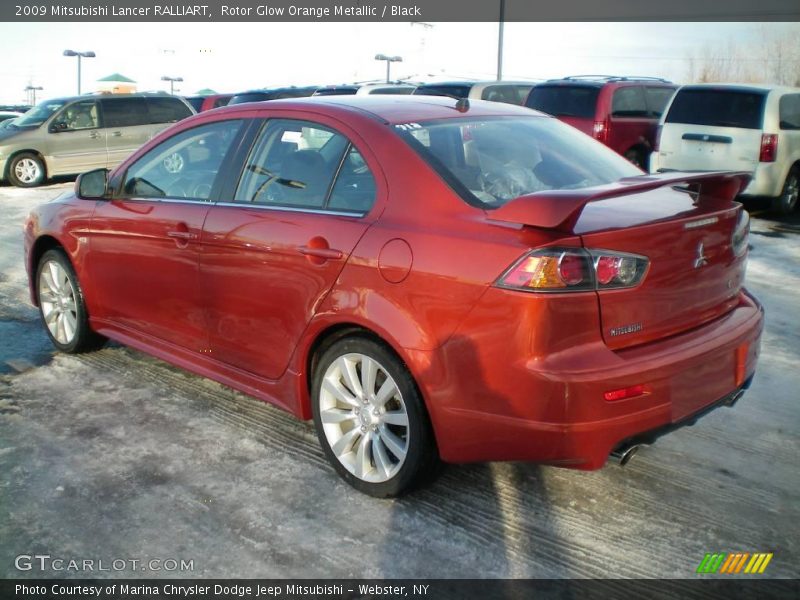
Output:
[697, 552, 773, 574]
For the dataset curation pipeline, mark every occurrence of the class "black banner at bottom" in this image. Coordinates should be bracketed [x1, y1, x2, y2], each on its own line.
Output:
[3, 579, 800, 600]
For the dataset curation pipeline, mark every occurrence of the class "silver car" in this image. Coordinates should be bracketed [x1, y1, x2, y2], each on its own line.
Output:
[0, 93, 194, 187]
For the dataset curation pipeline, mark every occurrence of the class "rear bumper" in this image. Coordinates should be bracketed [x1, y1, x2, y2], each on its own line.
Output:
[740, 162, 785, 198]
[421, 289, 764, 468]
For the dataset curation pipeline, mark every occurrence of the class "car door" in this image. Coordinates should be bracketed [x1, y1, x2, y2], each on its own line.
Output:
[45, 99, 107, 175]
[87, 118, 245, 352]
[100, 96, 155, 168]
[200, 117, 381, 380]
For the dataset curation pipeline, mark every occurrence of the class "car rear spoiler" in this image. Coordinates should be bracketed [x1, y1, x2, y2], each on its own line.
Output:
[486, 171, 751, 232]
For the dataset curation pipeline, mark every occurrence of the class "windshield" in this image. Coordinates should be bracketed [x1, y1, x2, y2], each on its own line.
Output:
[13, 99, 69, 128]
[395, 116, 640, 208]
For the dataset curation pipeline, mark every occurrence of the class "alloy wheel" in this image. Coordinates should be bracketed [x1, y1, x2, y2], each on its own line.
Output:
[318, 353, 410, 483]
[14, 157, 42, 184]
[38, 260, 79, 345]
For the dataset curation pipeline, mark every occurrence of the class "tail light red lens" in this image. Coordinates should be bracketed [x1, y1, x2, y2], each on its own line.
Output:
[497, 248, 648, 293]
[592, 120, 609, 144]
[759, 134, 778, 162]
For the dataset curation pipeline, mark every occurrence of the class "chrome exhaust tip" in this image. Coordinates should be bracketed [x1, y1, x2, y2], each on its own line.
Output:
[611, 444, 643, 466]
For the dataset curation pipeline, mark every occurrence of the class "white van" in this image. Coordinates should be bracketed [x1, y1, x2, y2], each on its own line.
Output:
[651, 84, 800, 215]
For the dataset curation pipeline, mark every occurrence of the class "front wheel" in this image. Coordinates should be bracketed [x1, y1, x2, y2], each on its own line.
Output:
[311, 337, 438, 497]
[9, 152, 45, 187]
[36, 249, 105, 353]
[771, 168, 799, 216]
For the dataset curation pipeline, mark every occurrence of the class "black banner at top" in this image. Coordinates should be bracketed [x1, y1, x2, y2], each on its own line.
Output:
[3, 0, 800, 22]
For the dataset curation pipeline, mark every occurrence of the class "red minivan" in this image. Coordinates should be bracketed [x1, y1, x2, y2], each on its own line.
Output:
[526, 76, 676, 170]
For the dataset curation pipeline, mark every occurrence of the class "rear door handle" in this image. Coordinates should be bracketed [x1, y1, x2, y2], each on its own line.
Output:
[167, 231, 198, 240]
[298, 246, 343, 260]
[111, 131, 122, 137]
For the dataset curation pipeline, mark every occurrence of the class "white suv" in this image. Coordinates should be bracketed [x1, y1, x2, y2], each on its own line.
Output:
[651, 84, 800, 215]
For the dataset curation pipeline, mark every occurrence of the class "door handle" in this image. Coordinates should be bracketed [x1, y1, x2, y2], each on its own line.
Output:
[298, 246, 343, 260]
[111, 131, 122, 137]
[167, 231, 198, 240]
[89, 132, 100, 139]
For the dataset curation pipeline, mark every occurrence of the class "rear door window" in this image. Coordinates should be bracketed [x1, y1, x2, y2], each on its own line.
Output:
[665, 89, 766, 129]
[525, 86, 599, 118]
[644, 86, 676, 117]
[234, 119, 375, 214]
[611, 86, 649, 117]
[147, 97, 192, 124]
[779, 94, 800, 130]
[101, 97, 149, 127]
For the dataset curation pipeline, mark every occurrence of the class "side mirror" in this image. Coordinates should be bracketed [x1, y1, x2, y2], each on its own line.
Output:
[76, 168, 110, 200]
[50, 121, 68, 133]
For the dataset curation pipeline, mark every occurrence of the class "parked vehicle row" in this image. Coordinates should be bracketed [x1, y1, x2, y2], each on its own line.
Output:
[24, 95, 763, 496]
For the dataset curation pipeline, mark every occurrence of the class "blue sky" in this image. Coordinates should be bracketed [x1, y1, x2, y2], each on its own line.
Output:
[0, 21, 796, 103]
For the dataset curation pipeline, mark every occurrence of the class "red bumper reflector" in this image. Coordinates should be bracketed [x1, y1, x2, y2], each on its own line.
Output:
[735, 343, 750, 386]
[604, 384, 647, 402]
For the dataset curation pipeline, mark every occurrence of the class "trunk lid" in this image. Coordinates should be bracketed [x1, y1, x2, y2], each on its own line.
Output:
[576, 188, 745, 349]
[487, 171, 750, 349]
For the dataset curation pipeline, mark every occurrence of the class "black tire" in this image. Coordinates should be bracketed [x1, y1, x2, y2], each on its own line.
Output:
[8, 152, 45, 187]
[36, 249, 105, 353]
[311, 336, 439, 498]
[624, 147, 648, 172]
[771, 167, 799, 216]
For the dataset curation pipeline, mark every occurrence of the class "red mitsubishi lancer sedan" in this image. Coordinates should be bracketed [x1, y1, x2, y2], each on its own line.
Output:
[24, 96, 763, 497]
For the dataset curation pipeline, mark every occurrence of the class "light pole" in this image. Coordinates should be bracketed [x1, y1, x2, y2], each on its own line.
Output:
[497, 0, 505, 81]
[161, 76, 183, 95]
[25, 85, 43, 105]
[374, 54, 403, 83]
[63, 50, 95, 95]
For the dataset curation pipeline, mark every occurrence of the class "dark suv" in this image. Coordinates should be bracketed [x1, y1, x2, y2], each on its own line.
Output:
[525, 76, 676, 169]
[227, 86, 318, 105]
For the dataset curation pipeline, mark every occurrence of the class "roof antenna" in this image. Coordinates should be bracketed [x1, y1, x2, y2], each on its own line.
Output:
[455, 97, 470, 113]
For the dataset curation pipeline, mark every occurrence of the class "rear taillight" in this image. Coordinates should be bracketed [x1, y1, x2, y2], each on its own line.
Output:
[497, 247, 649, 293]
[732, 209, 750, 258]
[759, 134, 778, 162]
[592, 120, 609, 144]
[652, 124, 662, 152]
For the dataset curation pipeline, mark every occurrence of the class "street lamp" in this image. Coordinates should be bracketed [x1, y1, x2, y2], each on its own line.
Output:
[63, 50, 96, 95]
[161, 76, 184, 95]
[374, 54, 403, 83]
[25, 85, 43, 105]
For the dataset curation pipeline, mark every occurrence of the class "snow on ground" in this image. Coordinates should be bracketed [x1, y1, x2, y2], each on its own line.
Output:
[0, 182, 798, 579]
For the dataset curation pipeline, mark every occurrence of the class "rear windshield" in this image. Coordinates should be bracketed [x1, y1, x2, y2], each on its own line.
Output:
[526, 85, 599, 118]
[394, 116, 640, 208]
[480, 84, 533, 105]
[413, 85, 473, 99]
[228, 93, 271, 104]
[665, 89, 766, 129]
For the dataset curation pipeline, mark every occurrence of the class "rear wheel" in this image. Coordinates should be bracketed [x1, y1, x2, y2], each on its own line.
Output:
[771, 167, 799, 216]
[9, 152, 45, 187]
[36, 249, 105, 353]
[311, 337, 438, 497]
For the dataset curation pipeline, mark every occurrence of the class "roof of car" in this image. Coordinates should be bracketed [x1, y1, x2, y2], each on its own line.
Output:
[215, 94, 539, 124]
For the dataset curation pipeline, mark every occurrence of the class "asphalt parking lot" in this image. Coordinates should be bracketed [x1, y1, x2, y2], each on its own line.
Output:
[1, 181, 798, 580]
